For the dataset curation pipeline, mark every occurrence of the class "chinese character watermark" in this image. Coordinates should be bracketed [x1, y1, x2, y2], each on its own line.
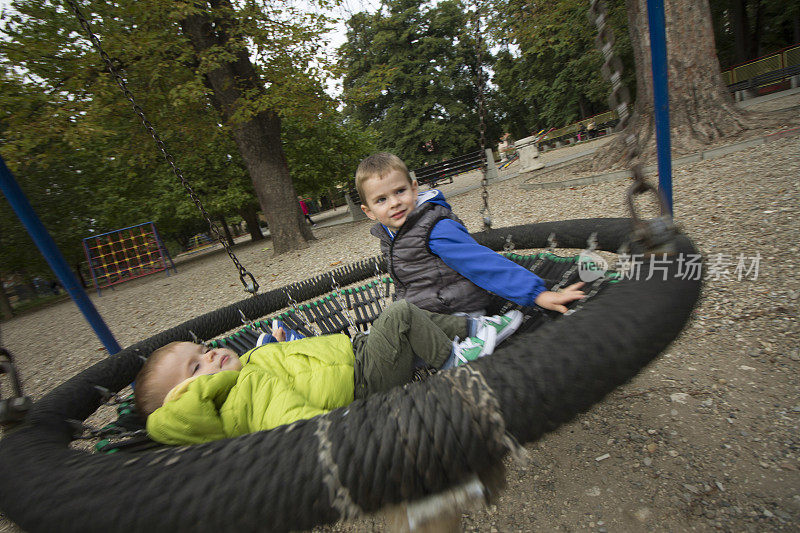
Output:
[610, 253, 759, 282]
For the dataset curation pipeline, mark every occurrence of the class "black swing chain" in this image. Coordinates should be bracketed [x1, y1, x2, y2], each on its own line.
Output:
[64, 0, 259, 294]
[474, 0, 492, 230]
[588, 0, 672, 230]
[0, 344, 32, 427]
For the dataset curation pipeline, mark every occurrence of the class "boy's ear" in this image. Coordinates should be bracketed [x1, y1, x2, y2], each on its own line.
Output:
[411, 179, 419, 195]
[361, 203, 377, 220]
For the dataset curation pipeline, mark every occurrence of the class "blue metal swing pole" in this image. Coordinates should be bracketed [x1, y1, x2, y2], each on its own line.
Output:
[0, 155, 122, 355]
[646, 0, 674, 216]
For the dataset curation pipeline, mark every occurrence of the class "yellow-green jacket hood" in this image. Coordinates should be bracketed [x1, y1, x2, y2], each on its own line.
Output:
[147, 334, 355, 445]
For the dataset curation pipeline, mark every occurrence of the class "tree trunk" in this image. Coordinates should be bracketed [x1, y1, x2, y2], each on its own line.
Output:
[794, 11, 800, 43]
[219, 216, 234, 247]
[578, 94, 589, 119]
[731, 0, 750, 63]
[751, 0, 764, 58]
[0, 286, 13, 319]
[240, 206, 264, 241]
[593, 0, 762, 171]
[180, 2, 314, 255]
[74, 262, 88, 289]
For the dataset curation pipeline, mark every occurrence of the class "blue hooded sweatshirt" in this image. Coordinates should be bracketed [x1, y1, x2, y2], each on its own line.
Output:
[379, 189, 546, 307]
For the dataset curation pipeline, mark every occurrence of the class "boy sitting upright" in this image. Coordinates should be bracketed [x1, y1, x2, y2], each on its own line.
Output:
[358, 152, 585, 315]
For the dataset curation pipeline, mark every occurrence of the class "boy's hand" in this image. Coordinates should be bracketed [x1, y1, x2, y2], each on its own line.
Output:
[274, 327, 286, 342]
[534, 282, 586, 313]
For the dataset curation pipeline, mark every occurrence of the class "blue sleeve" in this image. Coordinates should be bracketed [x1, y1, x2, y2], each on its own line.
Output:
[429, 219, 547, 306]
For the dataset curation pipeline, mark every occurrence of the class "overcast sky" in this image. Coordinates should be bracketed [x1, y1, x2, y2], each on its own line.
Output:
[1, 0, 379, 97]
[0, 0, 377, 48]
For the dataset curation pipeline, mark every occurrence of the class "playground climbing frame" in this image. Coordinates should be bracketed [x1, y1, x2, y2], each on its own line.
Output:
[81, 222, 176, 295]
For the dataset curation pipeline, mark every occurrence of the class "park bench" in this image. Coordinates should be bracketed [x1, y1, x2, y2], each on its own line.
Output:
[411, 150, 483, 188]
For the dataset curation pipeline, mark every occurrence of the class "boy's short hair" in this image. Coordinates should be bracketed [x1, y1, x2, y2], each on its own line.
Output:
[134, 342, 179, 419]
[355, 152, 412, 204]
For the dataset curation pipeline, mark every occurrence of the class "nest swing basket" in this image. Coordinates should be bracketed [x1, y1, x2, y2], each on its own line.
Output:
[0, 217, 702, 532]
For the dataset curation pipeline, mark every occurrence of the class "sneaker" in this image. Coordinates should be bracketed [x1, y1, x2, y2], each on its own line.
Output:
[256, 320, 305, 345]
[471, 310, 524, 355]
[450, 327, 497, 367]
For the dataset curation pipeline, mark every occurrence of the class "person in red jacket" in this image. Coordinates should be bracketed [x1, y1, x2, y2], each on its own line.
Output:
[298, 197, 315, 226]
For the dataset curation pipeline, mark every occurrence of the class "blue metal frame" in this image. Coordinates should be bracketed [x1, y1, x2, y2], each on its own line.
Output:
[646, 0, 674, 215]
[0, 155, 121, 355]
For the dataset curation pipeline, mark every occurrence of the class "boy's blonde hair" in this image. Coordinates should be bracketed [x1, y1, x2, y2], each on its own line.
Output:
[355, 152, 412, 204]
[134, 342, 180, 419]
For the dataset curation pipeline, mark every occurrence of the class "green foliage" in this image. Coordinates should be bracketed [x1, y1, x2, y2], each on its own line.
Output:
[0, 0, 358, 280]
[489, 0, 631, 138]
[337, 0, 629, 164]
[710, 0, 799, 68]
[339, 0, 499, 169]
[282, 109, 378, 196]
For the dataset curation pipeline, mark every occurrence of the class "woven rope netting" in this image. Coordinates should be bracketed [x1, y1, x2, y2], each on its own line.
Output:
[0, 219, 702, 532]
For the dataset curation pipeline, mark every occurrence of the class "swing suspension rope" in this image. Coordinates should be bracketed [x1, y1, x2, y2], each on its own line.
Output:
[64, 0, 259, 295]
[474, 0, 492, 230]
[588, 0, 671, 230]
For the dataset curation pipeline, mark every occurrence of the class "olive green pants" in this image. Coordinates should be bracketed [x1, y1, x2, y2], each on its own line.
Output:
[352, 300, 469, 399]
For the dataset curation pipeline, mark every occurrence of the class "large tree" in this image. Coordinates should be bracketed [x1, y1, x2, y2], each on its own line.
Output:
[178, 0, 329, 253]
[340, 0, 497, 168]
[491, 0, 632, 138]
[2, 0, 338, 259]
[592, 0, 796, 170]
[0, 0, 267, 283]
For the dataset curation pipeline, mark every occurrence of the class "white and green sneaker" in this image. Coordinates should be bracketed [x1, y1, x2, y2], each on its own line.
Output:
[471, 310, 524, 355]
[450, 327, 497, 367]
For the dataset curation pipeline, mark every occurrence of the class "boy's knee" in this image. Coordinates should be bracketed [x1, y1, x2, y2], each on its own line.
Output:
[384, 299, 412, 318]
[376, 300, 414, 330]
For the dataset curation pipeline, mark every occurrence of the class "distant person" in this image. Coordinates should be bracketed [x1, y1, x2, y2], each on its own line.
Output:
[356, 152, 585, 316]
[587, 121, 597, 139]
[578, 123, 587, 142]
[498, 133, 514, 161]
[298, 197, 315, 227]
[49, 279, 62, 295]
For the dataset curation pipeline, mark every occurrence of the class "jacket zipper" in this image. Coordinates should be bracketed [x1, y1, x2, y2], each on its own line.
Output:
[387, 231, 405, 289]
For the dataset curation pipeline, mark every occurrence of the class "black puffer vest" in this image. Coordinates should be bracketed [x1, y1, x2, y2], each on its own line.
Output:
[370, 202, 493, 313]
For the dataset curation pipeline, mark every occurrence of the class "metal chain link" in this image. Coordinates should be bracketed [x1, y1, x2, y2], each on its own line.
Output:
[329, 274, 357, 330]
[284, 288, 320, 336]
[588, 0, 670, 227]
[474, 0, 492, 230]
[65, 0, 259, 294]
[528, 232, 558, 274]
[373, 258, 389, 310]
[502, 234, 515, 252]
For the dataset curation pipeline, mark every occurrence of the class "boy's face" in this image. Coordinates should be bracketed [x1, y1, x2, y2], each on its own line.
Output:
[151, 342, 241, 408]
[360, 169, 419, 230]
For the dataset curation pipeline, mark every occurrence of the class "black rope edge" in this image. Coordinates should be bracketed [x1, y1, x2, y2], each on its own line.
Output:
[0, 218, 702, 533]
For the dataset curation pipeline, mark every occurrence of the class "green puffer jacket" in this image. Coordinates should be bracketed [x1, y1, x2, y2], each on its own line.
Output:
[146, 334, 355, 445]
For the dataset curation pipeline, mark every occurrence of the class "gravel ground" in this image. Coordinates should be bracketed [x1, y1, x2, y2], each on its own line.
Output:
[1, 97, 799, 532]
